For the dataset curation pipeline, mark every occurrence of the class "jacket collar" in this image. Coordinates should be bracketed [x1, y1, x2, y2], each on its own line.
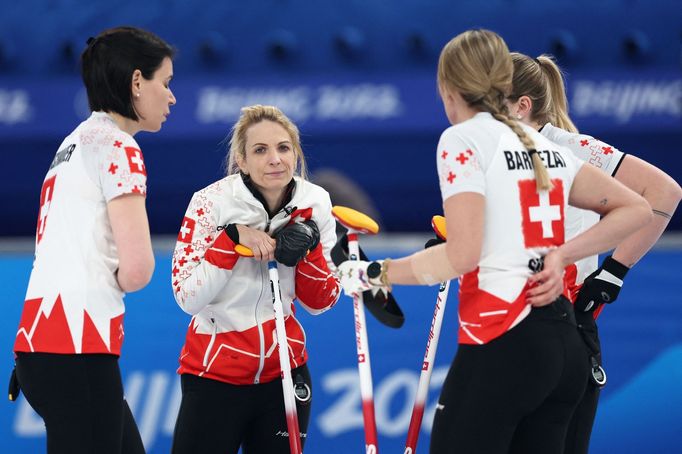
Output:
[239, 172, 296, 217]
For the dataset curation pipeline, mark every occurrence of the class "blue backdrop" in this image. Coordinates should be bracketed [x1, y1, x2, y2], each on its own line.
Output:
[1, 246, 681, 453]
[1, 0, 680, 236]
[1, 69, 680, 236]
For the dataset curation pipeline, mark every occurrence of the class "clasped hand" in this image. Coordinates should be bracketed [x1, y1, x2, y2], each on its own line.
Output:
[526, 248, 567, 307]
[274, 220, 320, 267]
[336, 260, 388, 297]
[236, 220, 319, 266]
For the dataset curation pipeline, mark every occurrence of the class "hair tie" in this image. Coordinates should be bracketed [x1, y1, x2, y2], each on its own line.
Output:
[528, 149, 538, 157]
[533, 57, 541, 65]
[86, 36, 97, 46]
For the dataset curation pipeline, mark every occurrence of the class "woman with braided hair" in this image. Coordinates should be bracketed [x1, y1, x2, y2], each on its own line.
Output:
[336, 29, 652, 453]
[508, 52, 681, 454]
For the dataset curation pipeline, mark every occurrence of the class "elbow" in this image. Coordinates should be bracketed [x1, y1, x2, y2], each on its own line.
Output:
[666, 180, 682, 206]
[173, 290, 204, 316]
[178, 302, 203, 316]
[635, 198, 654, 230]
[456, 255, 480, 276]
[118, 256, 155, 293]
[296, 281, 340, 315]
[299, 302, 334, 316]
[447, 243, 479, 276]
[644, 176, 682, 209]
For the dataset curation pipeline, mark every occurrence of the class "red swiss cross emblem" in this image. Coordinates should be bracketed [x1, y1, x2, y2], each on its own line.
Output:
[519, 178, 565, 248]
[178, 217, 196, 244]
[125, 147, 146, 176]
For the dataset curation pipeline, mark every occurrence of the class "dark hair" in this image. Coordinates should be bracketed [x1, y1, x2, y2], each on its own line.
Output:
[80, 26, 175, 121]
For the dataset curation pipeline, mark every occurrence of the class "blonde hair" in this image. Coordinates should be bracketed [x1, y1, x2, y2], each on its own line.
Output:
[226, 104, 308, 179]
[510, 52, 578, 133]
[438, 30, 552, 190]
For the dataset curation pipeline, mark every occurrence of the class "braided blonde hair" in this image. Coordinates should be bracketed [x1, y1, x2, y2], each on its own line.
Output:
[438, 30, 552, 190]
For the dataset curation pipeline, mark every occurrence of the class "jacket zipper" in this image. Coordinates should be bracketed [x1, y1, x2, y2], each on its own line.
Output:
[254, 265, 266, 384]
[202, 317, 217, 368]
[250, 205, 291, 383]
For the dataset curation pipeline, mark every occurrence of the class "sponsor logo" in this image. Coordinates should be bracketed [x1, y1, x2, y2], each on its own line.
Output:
[571, 79, 682, 123]
[196, 84, 402, 124]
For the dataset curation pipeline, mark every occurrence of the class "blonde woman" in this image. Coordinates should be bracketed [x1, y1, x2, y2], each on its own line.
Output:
[337, 29, 652, 453]
[170, 105, 340, 453]
[508, 52, 681, 454]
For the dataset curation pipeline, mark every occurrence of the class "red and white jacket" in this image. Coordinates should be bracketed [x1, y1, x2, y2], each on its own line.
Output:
[172, 174, 339, 385]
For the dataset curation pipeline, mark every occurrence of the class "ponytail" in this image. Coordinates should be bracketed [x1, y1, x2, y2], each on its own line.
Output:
[536, 55, 579, 133]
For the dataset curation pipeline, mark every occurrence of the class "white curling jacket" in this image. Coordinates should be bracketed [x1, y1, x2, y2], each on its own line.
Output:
[172, 174, 339, 385]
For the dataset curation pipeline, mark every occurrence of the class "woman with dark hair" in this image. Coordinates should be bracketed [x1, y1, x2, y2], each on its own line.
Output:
[508, 52, 681, 454]
[336, 29, 653, 453]
[12, 26, 176, 454]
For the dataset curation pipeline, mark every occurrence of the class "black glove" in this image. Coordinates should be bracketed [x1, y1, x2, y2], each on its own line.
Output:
[275, 221, 318, 267]
[303, 220, 320, 251]
[8, 366, 20, 402]
[425, 237, 445, 249]
[574, 256, 629, 312]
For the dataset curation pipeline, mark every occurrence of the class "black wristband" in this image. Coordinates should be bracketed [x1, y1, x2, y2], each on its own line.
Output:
[602, 255, 629, 280]
[367, 261, 382, 280]
[225, 224, 240, 244]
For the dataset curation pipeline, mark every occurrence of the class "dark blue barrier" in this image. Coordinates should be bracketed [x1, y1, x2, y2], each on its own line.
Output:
[0, 70, 679, 138]
[1, 248, 681, 452]
[1, 1, 680, 75]
[1, 69, 680, 236]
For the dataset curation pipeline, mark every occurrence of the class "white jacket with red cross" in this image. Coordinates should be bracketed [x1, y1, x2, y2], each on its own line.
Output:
[172, 174, 340, 385]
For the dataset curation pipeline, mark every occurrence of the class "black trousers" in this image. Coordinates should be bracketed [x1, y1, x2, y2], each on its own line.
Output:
[564, 311, 603, 454]
[430, 297, 589, 454]
[14, 352, 145, 454]
[172, 364, 312, 454]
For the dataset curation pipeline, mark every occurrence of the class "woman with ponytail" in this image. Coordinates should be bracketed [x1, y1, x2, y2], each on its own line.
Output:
[335, 29, 652, 453]
[508, 52, 682, 454]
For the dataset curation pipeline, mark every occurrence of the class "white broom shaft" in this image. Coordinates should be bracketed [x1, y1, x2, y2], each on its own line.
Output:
[269, 262, 303, 454]
[347, 235, 379, 453]
[404, 280, 450, 453]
